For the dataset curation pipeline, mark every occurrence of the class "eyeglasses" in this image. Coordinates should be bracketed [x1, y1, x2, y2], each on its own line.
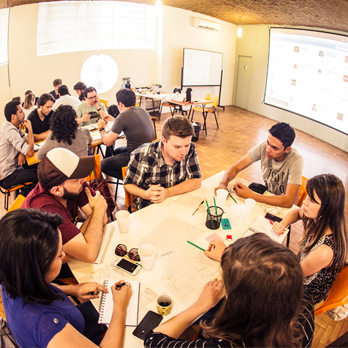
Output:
[87, 95, 98, 100]
[115, 244, 140, 262]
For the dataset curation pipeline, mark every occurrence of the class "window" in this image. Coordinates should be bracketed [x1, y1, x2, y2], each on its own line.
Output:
[0, 8, 9, 65]
[80, 54, 118, 93]
[37, 1, 156, 56]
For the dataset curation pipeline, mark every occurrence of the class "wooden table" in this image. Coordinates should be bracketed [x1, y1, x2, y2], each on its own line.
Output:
[68, 172, 294, 347]
[135, 92, 212, 120]
[26, 128, 106, 166]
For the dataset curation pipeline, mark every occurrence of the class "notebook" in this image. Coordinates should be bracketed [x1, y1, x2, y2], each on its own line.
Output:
[98, 280, 140, 326]
[243, 215, 289, 244]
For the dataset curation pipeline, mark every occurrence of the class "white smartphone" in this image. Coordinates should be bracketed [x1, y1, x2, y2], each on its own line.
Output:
[115, 257, 141, 275]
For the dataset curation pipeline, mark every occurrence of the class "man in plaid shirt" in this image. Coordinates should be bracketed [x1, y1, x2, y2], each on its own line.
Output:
[124, 116, 202, 209]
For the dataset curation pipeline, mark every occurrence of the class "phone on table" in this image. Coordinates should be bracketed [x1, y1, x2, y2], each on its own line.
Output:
[133, 310, 163, 340]
[114, 257, 141, 275]
[265, 213, 283, 223]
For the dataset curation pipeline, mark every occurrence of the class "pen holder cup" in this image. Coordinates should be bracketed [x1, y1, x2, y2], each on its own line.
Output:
[205, 206, 224, 230]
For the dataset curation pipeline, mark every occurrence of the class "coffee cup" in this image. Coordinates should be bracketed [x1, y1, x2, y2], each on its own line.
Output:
[156, 294, 174, 316]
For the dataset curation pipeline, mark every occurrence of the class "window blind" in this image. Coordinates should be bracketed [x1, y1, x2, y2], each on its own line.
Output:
[37, 1, 156, 56]
[0, 8, 9, 65]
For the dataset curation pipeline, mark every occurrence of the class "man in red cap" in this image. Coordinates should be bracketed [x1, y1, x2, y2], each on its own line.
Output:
[22, 148, 108, 264]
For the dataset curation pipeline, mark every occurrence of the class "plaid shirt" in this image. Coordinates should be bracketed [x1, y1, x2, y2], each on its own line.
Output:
[124, 140, 201, 209]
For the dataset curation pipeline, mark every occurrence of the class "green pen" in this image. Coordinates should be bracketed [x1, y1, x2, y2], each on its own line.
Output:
[187, 240, 205, 252]
[229, 192, 238, 204]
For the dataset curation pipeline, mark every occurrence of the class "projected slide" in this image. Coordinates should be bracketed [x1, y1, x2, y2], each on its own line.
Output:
[264, 28, 348, 134]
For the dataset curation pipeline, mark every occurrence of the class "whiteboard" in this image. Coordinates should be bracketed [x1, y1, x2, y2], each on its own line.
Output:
[182, 48, 223, 86]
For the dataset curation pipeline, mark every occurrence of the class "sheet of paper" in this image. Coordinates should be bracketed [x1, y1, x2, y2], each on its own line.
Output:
[173, 194, 206, 215]
[158, 245, 219, 307]
[139, 216, 204, 255]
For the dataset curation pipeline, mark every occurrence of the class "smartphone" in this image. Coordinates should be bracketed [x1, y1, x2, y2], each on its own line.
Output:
[133, 310, 163, 340]
[115, 257, 141, 275]
[265, 213, 283, 223]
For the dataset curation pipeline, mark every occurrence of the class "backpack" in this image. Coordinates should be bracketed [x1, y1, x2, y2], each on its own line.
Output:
[0, 317, 19, 348]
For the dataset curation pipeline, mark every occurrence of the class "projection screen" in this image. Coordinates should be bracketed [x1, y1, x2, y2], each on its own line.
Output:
[264, 28, 348, 135]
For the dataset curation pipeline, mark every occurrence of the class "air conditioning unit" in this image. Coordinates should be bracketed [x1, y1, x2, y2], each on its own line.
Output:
[193, 18, 220, 31]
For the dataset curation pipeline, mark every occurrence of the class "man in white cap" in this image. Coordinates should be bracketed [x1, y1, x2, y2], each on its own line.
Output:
[22, 148, 108, 264]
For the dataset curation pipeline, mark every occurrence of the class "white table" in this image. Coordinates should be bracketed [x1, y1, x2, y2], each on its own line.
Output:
[69, 172, 293, 347]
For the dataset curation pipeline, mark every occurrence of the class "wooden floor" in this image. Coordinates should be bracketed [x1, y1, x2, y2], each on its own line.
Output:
[1, 106, 348, 346]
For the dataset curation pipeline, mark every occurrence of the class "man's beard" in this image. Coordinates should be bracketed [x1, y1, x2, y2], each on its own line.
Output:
[61, 187, 80, 200]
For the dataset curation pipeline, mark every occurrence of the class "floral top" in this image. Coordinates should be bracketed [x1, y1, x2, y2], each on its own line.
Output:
[298, 234, 340, 304]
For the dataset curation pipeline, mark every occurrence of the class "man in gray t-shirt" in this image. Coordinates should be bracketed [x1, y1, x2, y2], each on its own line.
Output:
[216, 122, 303, 208]
[97, 89, 156, 179]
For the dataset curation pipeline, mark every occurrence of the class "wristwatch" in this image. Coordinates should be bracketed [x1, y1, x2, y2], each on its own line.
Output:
[99, 127, 105, 132]
[97, 108, 102, 111]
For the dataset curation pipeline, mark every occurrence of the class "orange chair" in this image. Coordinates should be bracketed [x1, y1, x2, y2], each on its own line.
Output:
[191, 95, 219, 135]
[286, 176, 308, 247]
[7, 194, 25, 212]
[315, 266, 348, 316]
[0, 182, 33, 210]
[99, 98, 108, 108]
[122, 166, 133, 213]
[297, 176, 308, 208]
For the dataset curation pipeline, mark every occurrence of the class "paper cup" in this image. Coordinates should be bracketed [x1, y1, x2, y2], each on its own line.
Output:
[115, 210, 130, 234]
[156, 294, 174, 316]
[139, 244, 157, 271]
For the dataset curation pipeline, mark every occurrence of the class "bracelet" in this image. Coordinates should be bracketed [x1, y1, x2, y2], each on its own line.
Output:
[97, 108, 102, 112]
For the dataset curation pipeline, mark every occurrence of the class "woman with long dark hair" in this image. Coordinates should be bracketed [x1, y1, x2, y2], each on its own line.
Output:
[37, 104, 92, 159]
[273, 173, 347, 304]
[0, 209, 132, 348]
[145, 233, 312, 348]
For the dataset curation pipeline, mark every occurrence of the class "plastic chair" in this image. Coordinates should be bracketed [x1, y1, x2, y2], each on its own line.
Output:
[0, 182, 33, 210]
[314, 266, 348, 316]
[7, 194, 25, 212]
[191, 95, 218, 135]
[286, 176, 308, 247]
[99, 98, 108, 108]
[122, 166, 133, 213]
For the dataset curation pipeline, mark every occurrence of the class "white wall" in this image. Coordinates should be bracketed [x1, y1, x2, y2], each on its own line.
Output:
[161, 6, 236, 105]
[0, 3, 235, 123]
[234, 25, 348, 152]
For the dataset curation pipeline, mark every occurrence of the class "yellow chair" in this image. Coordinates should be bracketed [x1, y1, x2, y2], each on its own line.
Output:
[86, 154, 102, 182]
[122, 166, 133, 213]
[0, 182, 33, 210]
[191, 95, 219, 135]
[315, 266, 348, 316]
[8, 194, 25, 212]
[99, 98, 108, 108]
[286, 176, 308, 247]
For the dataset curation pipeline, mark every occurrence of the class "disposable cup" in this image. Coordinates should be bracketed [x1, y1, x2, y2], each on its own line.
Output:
[139, 244, 157, 271]
[245, 198, 256, 213]
[230, 204, 249, 227]
[115, 210, 130, 234]
[216, 189, 229, 209]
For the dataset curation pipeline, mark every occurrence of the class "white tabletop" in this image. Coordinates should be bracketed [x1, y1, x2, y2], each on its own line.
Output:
[69, 172, 293, 347]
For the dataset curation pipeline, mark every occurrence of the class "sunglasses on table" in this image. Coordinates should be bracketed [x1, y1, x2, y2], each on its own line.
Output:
[115, 244, 140, 262]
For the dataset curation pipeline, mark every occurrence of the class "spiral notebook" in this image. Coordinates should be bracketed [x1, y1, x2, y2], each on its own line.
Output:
[243, 215, 289, 244]
[98, 280, 140, 326]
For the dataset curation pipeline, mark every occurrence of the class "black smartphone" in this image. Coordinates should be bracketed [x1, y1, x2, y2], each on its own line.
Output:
[114, 257, 141, 275]
[265, 213, 283, 223]
[132, 310, 163, 340]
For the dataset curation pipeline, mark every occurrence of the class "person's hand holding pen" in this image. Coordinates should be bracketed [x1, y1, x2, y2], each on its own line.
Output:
[272, 221, 286, 235]
[204, 239, 227, 262]
[111, 280, 132, 315]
